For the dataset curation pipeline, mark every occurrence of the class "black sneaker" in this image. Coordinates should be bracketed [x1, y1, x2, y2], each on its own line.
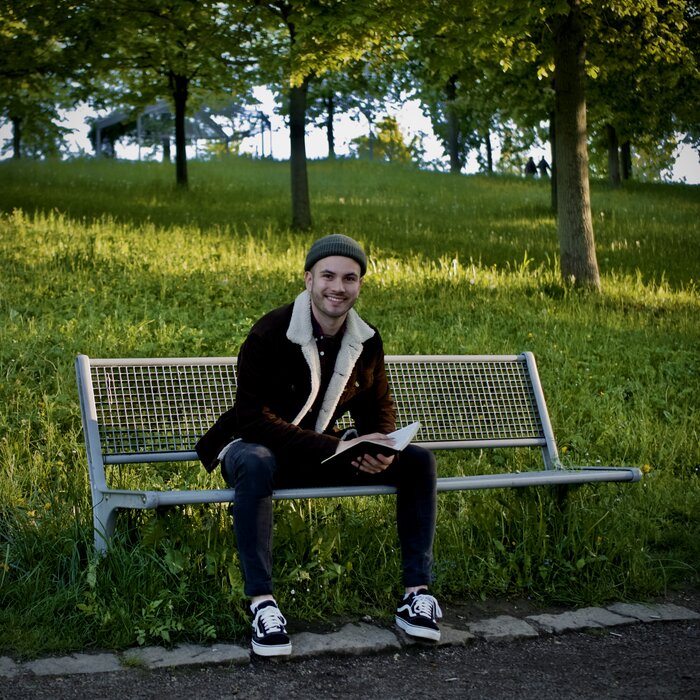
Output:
[251, 600, 292, 656]
[395, 589, 442, 641]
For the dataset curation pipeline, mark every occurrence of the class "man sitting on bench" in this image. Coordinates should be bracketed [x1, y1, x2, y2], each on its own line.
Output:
[196, 234, 441, 657]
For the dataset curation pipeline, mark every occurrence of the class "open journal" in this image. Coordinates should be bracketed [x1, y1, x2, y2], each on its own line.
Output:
[321, 421, 422, 466]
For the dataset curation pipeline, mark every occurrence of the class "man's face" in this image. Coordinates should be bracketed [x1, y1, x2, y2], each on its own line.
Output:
[304, 255, 363, 327]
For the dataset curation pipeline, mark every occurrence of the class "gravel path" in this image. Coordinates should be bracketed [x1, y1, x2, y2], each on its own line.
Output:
[4, 589, 699, 699]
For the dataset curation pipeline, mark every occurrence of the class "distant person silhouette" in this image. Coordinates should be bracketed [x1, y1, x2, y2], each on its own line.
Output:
[525, 157, 537, 177]
[537, 157, 550, 178]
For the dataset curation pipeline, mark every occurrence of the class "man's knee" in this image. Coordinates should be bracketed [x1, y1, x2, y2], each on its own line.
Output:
[396, 445, 437, 488]
[222, 442, 277, 494]
[404, 444, 436, 473]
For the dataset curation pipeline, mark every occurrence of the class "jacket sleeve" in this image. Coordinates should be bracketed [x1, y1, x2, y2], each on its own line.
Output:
[195, 406, 237, 472]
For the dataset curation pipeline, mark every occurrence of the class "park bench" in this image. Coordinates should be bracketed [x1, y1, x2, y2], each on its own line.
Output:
[75, 352, 642, 553]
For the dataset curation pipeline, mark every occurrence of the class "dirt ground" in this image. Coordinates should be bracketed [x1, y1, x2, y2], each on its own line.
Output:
[4, 588, 700, 700]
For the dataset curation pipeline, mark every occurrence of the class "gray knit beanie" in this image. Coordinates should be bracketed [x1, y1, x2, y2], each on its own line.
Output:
[304, 234, 367, 276]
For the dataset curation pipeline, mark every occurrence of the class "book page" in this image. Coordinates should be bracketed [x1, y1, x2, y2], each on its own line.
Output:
[386, 421, 421, 450]
[321, 422, 421, 465]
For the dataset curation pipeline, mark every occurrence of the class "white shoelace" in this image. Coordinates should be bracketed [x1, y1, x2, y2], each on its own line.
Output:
[411, 593, 443, 620]
[254, 604, 287, 634]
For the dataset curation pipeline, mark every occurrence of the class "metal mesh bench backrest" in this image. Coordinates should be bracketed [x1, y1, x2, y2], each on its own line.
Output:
[84, 355, 547, 459]
[87, 359, 238, 458]
[387, 357, 544, 444]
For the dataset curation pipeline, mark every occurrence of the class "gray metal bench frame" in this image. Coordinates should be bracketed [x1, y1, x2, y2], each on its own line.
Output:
[75, 352, 641, 553]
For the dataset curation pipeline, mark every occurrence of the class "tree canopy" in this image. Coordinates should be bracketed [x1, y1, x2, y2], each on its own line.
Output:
[1, 0, 698, 285]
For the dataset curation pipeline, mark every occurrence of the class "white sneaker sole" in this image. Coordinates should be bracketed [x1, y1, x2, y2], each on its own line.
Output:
[252, 640, 292, 657]
[395, 615, 441, 642]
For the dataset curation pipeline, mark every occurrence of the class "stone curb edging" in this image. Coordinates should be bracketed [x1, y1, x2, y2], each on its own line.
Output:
[2, 602, 698, 679]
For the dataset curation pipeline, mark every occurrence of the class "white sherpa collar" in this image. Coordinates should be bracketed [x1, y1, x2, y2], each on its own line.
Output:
[286, 290, 375, 432]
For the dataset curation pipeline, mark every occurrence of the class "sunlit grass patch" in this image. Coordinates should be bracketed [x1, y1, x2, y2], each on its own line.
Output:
[0, 157, 698, 656]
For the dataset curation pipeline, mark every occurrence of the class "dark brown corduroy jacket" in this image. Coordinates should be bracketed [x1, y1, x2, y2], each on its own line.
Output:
[195, 291, 396, 472]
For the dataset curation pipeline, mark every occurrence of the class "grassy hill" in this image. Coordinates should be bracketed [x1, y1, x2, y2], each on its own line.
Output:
[0, 156, 698, 656]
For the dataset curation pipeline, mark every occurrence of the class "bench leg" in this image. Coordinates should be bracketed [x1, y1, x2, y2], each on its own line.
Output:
[92, 497, 117, 555]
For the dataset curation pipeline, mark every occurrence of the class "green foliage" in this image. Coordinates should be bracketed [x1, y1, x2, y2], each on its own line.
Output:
[349, 116, 420, 164]
[0, 157, 698, 657]
[0, 1, 77, 158]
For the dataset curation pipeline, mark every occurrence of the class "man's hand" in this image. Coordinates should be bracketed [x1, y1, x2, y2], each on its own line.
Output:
[335, 432, 396, 474]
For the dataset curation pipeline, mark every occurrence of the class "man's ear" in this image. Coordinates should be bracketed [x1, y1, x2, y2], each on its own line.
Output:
[304, 270, 313, 290]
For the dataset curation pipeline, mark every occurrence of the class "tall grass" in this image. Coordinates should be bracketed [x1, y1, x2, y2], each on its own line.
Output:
[0, 156, 698, 657]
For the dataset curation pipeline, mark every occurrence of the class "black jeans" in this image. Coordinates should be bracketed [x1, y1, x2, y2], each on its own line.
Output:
[221, 441, 437, 597]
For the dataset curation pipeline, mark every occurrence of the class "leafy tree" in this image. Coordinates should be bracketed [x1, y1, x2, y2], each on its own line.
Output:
[550, 0, 600, 289]
[585, 0, 699, 186]
[304, 66, 392, 161]
[401, 2, 486, 174]
[305, 77, 345, 159]
[403, 1, 554, 187]
[253, 0, 418, 229]
[404, 0, 593, 284]
[547, 0, 698, 283]
[0, 1, 77, 158]
[404, 1, 696, 287]
[76, 0, 257, 187]
[0, 95, 69, 158]
[348, 115, 419, 163]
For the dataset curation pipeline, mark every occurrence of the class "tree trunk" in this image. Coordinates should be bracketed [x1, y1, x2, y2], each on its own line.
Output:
[12, 116, 22, 159]
[621, 140, 632, 180]
[549, 112, 557, 213]
[360, 108, 374, 162]
[289, 78, 311, 230]
[484, 129, 493, 173]
[606, 123, 621, 187]
[445, 75, 461, 174]
[162, 137, 171, 163]
[553, 0, 600, 290]
[358, 107, 375, 161]
[171, 73, 189, 188]
[325, 95, 335, 159]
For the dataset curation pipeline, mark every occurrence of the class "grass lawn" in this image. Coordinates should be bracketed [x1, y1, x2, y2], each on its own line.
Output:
[0, 156, 698, 656]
